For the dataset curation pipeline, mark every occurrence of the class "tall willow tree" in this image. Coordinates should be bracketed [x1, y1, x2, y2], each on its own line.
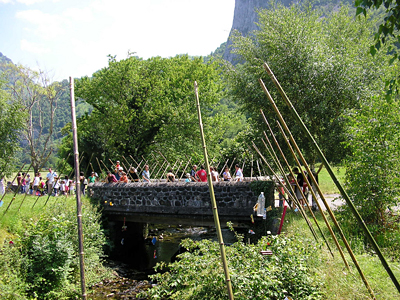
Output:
[224, 4, 390, 166]
[61, 55, 228, 168]
[3, 64, 63, 173]
[0, 81, 25, 176]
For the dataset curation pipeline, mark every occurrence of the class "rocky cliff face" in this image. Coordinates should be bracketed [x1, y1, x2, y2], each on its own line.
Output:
[223, 0, 269, 63]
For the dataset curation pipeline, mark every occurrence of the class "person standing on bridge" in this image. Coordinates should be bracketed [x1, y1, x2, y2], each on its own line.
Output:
[166, 169, 175, 182]
[223, 166, 231, 181]
[107, 171, 118, 183]
[196, 165, 207, 182]
[190, 165, 198, 182]
[142, 165, 150, 183]
[234, 164, 244, 182]
[119, 171, 129, 183]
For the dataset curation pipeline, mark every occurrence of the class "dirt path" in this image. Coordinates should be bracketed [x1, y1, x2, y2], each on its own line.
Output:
[274, 193, 344, 211]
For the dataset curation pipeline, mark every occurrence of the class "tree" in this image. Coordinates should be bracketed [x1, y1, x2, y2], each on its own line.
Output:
[62, 55, 232, 172]
[355, 0, 400, 96]
[3, 64, 65, 173]
[223, 3, 390, 166]
[0, 80, 25, 176]
[339, 94, 400, 246]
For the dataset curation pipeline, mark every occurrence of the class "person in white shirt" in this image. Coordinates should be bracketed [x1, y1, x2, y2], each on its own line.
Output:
[46, 168, 57, 195]
[33, 173, 40, 195]
[211, 166, 219, 182]
[234, 164, 244, 182]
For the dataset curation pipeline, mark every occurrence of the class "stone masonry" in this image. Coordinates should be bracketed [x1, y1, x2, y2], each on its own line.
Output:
[88, 180, 274, 227]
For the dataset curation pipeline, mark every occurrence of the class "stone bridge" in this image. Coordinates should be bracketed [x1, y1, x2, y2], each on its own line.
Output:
[88, 179, 275, 227]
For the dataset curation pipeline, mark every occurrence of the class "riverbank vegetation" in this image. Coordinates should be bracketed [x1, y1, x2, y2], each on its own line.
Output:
[0, 194, 111, 299]
[1, 1, 400, 298]
[140, 212, 400, 299]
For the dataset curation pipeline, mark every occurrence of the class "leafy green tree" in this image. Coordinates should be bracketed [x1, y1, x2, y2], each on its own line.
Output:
[0, 80, 25, 176]
[355, 0, 400, 96]
[3, 64, 65, 173]
[340, 94, 400, 244]
[223, 4, 389, 166]
[64, 55, 231, 172]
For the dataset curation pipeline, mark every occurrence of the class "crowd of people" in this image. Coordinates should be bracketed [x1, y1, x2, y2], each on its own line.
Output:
[102, 161, 245, 184]
[0, 160, 247, 197]
[1, 168, 81, 197]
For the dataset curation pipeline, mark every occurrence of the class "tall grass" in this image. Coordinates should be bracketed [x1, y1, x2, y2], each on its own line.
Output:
[0, 193, 112, 299]
[316, 164, 346, 194]
[283, 211, 400, 299]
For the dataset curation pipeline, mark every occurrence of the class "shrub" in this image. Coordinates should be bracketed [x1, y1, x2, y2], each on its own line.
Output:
[339, 94, 400, 252]
[141, 233, 323, 299]
[0, 197, 110, 299]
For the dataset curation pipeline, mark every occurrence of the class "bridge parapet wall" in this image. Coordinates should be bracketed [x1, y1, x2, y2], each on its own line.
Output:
[88, 180, 275, 226]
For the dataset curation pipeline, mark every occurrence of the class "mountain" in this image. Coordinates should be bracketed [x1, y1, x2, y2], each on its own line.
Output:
[223, 0, 269, 63]
[0, 52, 12, 65]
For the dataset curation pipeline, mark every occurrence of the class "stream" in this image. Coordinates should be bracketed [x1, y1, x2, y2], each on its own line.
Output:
[89, 225, 239, 299]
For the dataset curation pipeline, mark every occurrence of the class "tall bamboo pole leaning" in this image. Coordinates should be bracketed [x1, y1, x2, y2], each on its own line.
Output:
[1, 162, 26, 218]
[194, 81, 234, 299]
[260, 113, 334, 257]
[252, 142, 319, 242]
[69, 77, 87, 300]
[263, 62, 400, 294]
[179, 157, 192, 181]
[259, 77, 375, 299]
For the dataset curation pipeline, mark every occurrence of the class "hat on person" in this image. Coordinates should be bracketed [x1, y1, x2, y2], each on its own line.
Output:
[119, 167, 123, 171]
[185, 173, 190, 178]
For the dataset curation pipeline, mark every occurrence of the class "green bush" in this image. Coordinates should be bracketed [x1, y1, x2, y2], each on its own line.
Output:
[141, 233, 323, 299]
[0, 197, 110, 299]
[339, 94, 400, 253]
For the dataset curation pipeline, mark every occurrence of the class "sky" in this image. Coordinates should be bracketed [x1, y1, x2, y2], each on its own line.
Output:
[0, 0, 235, 81]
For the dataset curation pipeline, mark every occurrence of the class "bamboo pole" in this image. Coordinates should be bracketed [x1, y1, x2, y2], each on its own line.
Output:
[69, 77, 87, 300]
[194, 81, 234, 300]
[256, 159, 262, 177]
[130, 156, 140, 167]
[228, 157, 236, 176]
[1, 163, 26, 218]
[260, 113, 334, 256]
[100, 160, 111, 174]
[179, 157, 192, 181]
[252, 142, 319, 242]
[259, 77, 375, 298]
[83, 153, 93, 177]
[219, 159, 229, 175]
[261, 132, 335, 256]
[262, 64, 399, 293]
[8, 163, 34, 214]
[154, 160, 167, 179]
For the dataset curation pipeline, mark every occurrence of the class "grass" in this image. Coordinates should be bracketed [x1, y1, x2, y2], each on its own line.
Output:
[0, 192, 78, 235]
[282, 210, 400, 299]
[316, 164, 346, 194]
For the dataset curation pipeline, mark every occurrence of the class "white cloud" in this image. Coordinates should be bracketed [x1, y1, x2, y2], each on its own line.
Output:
[5, 0, 234, 81]
[16, 9, 65, 39]
[20, 39, 51, 54]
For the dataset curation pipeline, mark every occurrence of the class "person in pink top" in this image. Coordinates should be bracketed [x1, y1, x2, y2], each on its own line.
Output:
[196, 165, 208, 182]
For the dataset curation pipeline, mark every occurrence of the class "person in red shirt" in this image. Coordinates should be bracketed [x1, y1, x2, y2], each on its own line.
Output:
[107, 171, 118, 183]
[196, 165, 208, 182]
[119, 172, 129, 183]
